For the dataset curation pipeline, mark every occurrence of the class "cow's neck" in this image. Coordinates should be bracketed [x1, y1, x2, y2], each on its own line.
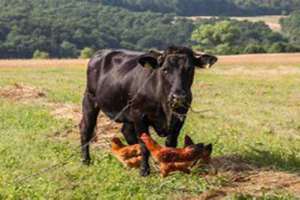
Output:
[151, 71, 174, 127]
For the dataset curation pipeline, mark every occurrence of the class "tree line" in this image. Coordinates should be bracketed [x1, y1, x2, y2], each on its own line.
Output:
[101, 0, 300, 16]
[0, 0, 300, 58]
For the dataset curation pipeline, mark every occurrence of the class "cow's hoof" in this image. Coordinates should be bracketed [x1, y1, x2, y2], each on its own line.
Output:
[82, 159, 91, 166]
[140, 167, 150, 177]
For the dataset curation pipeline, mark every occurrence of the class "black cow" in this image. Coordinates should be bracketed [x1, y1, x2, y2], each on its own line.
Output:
[80, 46, 217, 176]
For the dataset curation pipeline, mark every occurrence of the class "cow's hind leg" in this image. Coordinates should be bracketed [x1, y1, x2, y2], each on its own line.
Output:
[80, 92, 100, 165]
[121, 122, 138, 145]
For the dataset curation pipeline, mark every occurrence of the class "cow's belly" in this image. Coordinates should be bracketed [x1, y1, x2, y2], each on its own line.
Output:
[98, 97, 131, 123]
[95, 78, 131, 122]
[147, 112, 170, 137]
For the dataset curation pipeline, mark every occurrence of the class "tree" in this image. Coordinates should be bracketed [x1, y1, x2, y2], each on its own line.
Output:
[80, 47, 95, 59]
[60, 41, 79, 58]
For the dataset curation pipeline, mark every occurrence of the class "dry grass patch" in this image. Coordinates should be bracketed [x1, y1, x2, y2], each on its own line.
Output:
[217, 53, 300, 68]
[212, 66, 300, 78]
[0, 83, 46, 101]
[0, 59, 88, 68]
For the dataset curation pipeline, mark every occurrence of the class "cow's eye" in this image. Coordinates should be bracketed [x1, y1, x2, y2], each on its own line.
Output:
[162, 68, 169, 74]
[168, 57, 178, 65]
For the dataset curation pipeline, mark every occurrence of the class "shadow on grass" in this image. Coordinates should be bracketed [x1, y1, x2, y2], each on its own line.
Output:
[201, 144, 300, 176]
[242, 145, 300, 175]
[194, 149, 300, 199]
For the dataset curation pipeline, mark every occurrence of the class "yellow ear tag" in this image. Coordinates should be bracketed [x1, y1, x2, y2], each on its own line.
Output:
[144, 62, 153, 69]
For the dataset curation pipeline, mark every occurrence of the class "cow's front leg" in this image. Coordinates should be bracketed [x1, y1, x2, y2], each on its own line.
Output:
[165, 132, 180, 148]
[134, 120, 150, 177]
[165, 118, 184, 147]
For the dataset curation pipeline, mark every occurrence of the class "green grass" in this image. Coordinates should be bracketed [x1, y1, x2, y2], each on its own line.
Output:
[0, 61, 299, 199]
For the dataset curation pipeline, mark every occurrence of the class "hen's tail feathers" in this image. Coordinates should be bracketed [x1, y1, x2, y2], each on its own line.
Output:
[184, 135, 194, 147]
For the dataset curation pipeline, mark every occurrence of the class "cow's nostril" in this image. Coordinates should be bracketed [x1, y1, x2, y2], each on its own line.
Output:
[170, 94, 187, 107]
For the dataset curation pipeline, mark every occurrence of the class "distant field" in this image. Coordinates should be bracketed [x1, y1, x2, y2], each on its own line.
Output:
[0, 59, 88, 68]
[218, 53, 300, 67]
[188, 15, 287, 31]
[1, 53, 299, 68]
[0, 54, 300, 199]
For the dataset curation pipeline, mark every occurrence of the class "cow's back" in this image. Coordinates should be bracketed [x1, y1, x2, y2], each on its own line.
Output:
[86, 49, 144, 94]
[86, 49, 151, 121]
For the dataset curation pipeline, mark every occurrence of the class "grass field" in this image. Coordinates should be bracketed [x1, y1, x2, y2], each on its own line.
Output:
[0, 54, 300, 199]
[187, 15, 287, 32]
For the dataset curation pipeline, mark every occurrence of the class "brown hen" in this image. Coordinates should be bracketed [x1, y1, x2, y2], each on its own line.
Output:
[111, 137, 142, 168]
[140, 133, 212, 177]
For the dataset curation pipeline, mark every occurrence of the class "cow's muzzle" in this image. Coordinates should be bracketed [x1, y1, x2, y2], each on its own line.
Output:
[169, 94, 188, 109]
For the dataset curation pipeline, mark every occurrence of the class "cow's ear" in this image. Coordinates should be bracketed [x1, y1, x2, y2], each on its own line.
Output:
[138, 55, 159, 69]
[194, 54, 218, 69]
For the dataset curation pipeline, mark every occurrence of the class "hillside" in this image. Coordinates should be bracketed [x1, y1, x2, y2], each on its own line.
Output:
[0, 1, 300, 58]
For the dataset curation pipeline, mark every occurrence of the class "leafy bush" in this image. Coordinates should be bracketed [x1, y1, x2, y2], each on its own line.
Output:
[80, 47, 95, 59]
[32, 50, 49, 59]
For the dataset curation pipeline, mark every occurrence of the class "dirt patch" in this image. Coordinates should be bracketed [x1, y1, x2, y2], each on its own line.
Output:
[0, 83, 46, 101]
[194, 155, 300, 199]
[49, 102, 121, 149]
[50, 103, 82, 122]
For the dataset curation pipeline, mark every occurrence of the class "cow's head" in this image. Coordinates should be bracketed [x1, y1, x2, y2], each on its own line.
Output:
[138, 46, 217, 111]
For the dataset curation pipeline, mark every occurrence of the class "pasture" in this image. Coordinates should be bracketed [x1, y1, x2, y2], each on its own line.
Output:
[0, 54, 300, 199]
